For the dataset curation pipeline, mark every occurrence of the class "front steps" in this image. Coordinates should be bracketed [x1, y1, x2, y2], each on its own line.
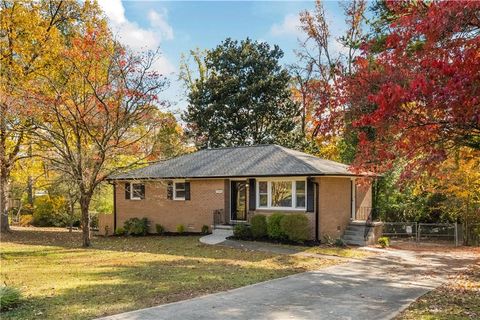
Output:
[343, 221, 383, 246]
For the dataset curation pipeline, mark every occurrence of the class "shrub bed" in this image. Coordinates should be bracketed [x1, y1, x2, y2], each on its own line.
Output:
[280, 214, 310, 243]
[233, 224, 252, 240]
[250, 214, 267, 239]
[124, 217, 149, 236]
[267, 213, 286, 240]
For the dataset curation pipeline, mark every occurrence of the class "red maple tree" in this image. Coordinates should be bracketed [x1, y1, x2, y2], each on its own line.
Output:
[333, 1, 480, 178]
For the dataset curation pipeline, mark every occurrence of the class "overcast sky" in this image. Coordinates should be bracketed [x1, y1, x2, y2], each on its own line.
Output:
[97, 1, 348, 115]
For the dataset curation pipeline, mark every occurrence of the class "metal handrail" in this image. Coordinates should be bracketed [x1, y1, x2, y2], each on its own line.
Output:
[364, 208, 375, 240]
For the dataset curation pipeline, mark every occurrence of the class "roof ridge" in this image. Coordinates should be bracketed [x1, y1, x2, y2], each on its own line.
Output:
[203, 144, 276, 151]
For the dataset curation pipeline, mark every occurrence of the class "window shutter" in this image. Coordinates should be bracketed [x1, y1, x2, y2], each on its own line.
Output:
[140, 184, 145, 199]
[248, 178, 256, 211]
[125, 183, 131, 199]
[306, 178, 314, 212]
[185, 182, 191, 200]
[167, 181, 173, 200]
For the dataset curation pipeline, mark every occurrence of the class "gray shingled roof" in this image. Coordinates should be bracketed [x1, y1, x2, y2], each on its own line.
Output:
[109, 144, 357, 180]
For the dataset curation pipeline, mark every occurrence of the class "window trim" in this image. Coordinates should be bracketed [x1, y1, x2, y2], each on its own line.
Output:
[173, 180, 186, 201]
[130, 182, 144, 200]
[256, 178, 307, 211]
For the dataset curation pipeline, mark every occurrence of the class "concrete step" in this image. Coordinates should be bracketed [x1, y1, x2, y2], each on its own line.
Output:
[345, 239, 367, 246]
[343, 230, 363, 236]
[213, 224, 233, 230]
[343, 235, 365, 241]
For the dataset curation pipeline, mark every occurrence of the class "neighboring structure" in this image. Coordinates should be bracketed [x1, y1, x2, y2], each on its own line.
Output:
[105, 144, 379, 244]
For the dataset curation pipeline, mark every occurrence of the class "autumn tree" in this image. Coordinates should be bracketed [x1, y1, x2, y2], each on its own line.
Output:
[182, 38, 298, 148]
[296, 0, 367, 162]
[31, 12, 168, 246]
[0, 0, 81, 232]
[342, 1, 480, 178]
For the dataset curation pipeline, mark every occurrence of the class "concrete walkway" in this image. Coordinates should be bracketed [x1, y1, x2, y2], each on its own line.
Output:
[97, 249, 476, 320]
[199, 229, 233, 245]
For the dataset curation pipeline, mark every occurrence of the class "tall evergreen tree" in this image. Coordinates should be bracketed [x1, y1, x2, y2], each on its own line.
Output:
[182, 38, 298, 149]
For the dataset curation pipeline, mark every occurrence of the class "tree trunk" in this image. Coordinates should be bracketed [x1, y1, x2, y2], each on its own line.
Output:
[0, 164, 10, 233]
[80, 195, 92, 247]
[0, 103, 10, 233]
[68, 200, 74, 233]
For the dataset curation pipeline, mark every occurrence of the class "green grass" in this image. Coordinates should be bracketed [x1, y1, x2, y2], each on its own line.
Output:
[0, 227, 340, 320]
[396, 264, 480, 320]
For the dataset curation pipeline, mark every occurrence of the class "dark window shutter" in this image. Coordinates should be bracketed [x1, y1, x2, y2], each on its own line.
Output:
[125, 183, 131, 199]
[185, 182, 191, 200]
[248, 178, 256, 211]
[140, 184, 145, 199]
[167, 181, 173, 199]
[306, 178, 314, 212]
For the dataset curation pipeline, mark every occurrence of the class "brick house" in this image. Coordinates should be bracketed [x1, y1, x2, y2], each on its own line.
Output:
[106, 144, 378, 244]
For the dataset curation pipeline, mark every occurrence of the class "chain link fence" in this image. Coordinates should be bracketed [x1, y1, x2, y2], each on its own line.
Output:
[383, 222, 463, 246]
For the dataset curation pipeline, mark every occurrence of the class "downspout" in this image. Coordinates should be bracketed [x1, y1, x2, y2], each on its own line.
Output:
[314, 182, 319, 242]
[113, 182, 117, 232]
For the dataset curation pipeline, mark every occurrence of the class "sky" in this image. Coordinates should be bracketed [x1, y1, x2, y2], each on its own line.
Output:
[97, 0, 349, 115]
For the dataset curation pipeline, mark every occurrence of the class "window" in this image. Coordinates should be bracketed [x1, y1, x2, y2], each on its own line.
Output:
[256, 179, 306, 210]
[258, 181, 268, 207]
[131, 183, 145, 200]
[174, 182, 186, 200]
[271, 181, 292, 207]
[295, 181, 306, 208]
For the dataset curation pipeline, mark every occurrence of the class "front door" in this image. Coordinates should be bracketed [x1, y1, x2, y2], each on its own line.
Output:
[231, 181, 247, 221]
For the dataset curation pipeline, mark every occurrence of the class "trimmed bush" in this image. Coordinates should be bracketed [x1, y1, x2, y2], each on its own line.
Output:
[280, 214, 310, 243]
[250, 214, 267, 239]
[19, 214, 33, 227]
[267, 213, 286, 240]
[115, 227, 125, 235]
[201, 225, 209, 234]
[155, 224, 165, 234]
[233, 224, 252, 239]
[378, 236, 390, 248]
[176, 224, 185, 234]
[124, 217, 149, 236]
[0, 286, 22, 311]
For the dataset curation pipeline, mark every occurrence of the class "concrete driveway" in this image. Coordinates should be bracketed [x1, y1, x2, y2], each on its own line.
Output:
[98, 248, 476, 320]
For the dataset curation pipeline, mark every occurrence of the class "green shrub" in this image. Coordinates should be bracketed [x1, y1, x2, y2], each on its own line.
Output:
[176, 224, 185, 234]
[32, 196, 68, 227]
[233, 224, 252, 239]
[0, 286, 22, 311]
[155, 224, 165, 234]
[115, 227, 125, 235]
[267, 213, 286, 240]
[335, 238, 347, 247]
[124, 217, 149, 236]
[378, 236, 390, 248]
[323, 234, 335, 245]
[19, 214, 33, 227]
[280, 214, 309, 243]
[201, 225, 209, 234]
[250, 214, 267, 239]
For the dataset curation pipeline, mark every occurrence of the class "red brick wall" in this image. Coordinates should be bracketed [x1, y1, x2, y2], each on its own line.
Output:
[115, 179, 225, 233]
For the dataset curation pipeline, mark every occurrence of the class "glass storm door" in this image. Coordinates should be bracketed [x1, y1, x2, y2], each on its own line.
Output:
[231, 181, 247, 221]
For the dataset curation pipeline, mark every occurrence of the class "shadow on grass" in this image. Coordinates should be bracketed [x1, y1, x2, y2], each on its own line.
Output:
[1, 228, 275, 262]
[0, 256, 300, 320]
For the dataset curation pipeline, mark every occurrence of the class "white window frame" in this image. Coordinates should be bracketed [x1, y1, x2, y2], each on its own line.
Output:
[173, 180, 186, 201]
[130, 182, 144, 200]
[256, 178, 307, 211]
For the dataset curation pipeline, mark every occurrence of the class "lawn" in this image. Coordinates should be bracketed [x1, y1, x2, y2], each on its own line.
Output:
[396, 263, 480, 320]
[1, 227, 341, 320]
